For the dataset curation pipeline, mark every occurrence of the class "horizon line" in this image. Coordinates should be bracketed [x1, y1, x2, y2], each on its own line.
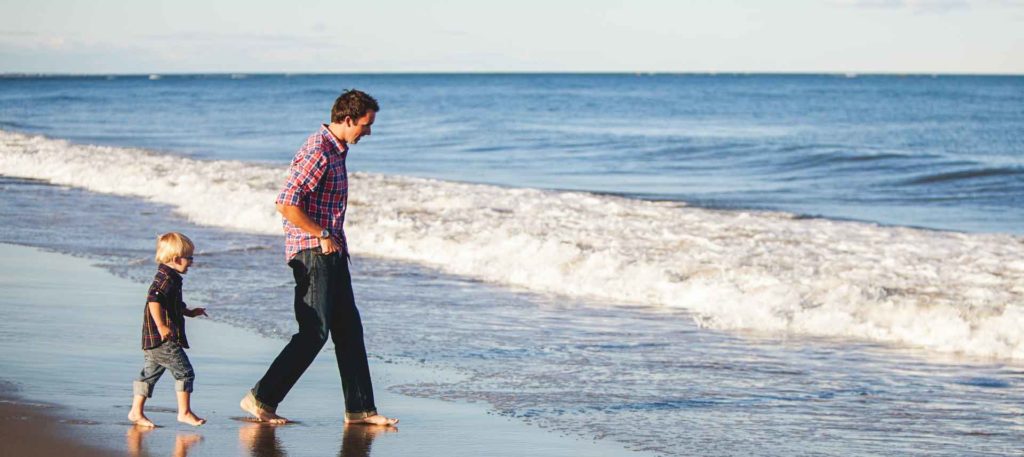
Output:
[2, 70, 1023, 78]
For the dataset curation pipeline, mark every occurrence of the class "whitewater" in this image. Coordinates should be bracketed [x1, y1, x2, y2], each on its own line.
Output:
[2, 129, 1022, 359]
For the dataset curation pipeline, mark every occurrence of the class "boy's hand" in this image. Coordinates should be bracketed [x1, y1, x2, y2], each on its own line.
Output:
[157, 325, 172, 341]
[188, 308, 208, 318]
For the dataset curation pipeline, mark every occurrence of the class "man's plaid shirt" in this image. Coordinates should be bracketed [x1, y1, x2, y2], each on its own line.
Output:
[141, 264, 190, 350]
[276, 125, 350, 261]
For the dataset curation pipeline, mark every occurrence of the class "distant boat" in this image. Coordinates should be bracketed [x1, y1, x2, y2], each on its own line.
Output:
[230, 74, 247, 79]
[844, 72, 858, 78]
[148, 74, 161, 80]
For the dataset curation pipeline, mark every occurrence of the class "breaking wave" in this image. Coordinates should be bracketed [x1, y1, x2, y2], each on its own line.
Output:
[2, 129, 1023, 359]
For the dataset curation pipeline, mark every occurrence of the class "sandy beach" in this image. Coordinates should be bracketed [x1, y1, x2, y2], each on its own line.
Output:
[0, 243, 643, 457]
[0, 388, 113, 457]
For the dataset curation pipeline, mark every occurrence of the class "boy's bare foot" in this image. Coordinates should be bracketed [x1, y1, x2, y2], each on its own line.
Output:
[177, 411, 206, 426]
[240, 393, 288, 424]
[128, 411, 156, 428]
[344, 414, 398, 426]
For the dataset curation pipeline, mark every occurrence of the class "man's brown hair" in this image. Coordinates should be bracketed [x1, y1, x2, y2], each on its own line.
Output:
[330, 89, 380, 124]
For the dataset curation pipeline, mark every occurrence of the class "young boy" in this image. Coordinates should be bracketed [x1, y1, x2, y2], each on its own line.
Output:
[128, 232, 208, 427]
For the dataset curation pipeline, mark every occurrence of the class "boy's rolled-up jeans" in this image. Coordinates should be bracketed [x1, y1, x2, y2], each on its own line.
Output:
[133, 340, 195, 397]
[251, 248, 377, 420]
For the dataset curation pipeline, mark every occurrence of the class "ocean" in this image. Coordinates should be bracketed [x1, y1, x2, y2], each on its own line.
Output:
[1, 73, 1023, 455]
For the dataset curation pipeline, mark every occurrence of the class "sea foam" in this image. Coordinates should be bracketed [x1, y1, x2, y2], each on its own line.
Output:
[2, 130, 1023, 359]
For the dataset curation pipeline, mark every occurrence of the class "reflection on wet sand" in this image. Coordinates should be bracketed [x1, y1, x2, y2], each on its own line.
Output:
[126, 426, 153, 457]
[238, 423, 287, 457]
[339, 424, 396, 457]
[237, 422, 396, 457]
[126, 426, 203, 457]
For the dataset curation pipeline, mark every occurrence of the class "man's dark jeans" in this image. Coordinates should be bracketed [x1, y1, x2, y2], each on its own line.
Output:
[252, 248, 377, 419]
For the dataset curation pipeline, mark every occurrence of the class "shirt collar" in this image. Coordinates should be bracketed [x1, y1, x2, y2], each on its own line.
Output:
[320, 124, 349, 156]
[158, 263, 182, 281]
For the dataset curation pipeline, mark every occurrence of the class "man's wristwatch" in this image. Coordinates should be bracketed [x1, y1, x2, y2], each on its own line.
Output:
[318, 229, 330, 239]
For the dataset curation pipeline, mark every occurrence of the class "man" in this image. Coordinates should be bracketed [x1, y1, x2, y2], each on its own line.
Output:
[240, 89, 397, 426]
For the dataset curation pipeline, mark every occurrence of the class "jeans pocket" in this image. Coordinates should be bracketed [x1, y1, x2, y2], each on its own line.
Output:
[316, 248, 340, 259]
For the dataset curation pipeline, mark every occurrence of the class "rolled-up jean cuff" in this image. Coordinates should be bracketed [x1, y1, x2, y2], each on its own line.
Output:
[175, 379, 194, 393]
[133, 381, 153, 398]
[345, 409, 378, 420]
[249, 390, 277, 413]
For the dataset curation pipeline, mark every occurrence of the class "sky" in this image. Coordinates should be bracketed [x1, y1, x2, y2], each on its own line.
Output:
[1, 0, 1022, 74]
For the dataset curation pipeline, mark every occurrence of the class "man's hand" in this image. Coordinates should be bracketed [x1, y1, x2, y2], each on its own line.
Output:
[319, 236, 340, 255]
[187, 308, 208, 318]
[157, 325, 172, 341]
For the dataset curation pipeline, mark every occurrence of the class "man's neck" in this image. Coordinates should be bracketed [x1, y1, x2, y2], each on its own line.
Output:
[326, 123, 349, 149]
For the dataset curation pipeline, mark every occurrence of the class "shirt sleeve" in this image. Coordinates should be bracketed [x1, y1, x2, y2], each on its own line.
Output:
[276, 147, 327, 206]
[147, 275, 171, 303]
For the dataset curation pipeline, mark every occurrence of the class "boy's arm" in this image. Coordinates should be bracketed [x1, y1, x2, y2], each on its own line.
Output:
[147, 301, 172, 340]
[181, 299, 208, 317]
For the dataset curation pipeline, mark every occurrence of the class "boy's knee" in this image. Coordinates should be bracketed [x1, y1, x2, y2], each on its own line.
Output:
[174, 367, 195, 382]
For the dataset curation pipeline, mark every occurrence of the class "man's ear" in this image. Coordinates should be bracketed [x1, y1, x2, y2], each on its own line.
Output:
[342, 116, 354, 126]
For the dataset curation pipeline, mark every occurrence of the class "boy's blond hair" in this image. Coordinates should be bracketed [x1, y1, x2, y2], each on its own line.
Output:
[155, 232, 195, 264]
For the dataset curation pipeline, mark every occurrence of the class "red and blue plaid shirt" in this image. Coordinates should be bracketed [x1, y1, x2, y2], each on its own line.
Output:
[141, 264, 190, 350]
[276, 125, 350, 261]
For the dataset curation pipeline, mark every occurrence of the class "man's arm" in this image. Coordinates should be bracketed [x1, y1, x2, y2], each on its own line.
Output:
[277, 203, 340, 255]
[147, 301, 172, 340]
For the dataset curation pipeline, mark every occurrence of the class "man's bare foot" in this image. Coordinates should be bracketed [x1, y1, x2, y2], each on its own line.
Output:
[128, 411, 156, 427]
[177, 411, 206, 426]
[344, 414, 398, 426]
[240, 393, 288, 424]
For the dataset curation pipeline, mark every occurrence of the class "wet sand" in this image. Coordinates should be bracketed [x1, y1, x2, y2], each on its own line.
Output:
[0, 389, 113, 457]
[0, 243, 642, 456]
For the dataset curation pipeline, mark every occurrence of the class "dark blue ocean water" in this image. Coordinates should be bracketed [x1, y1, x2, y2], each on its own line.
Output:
[1, 73, 1022, 234]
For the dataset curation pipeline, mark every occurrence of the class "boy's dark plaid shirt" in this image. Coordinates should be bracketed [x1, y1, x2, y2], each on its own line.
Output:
[141, 264, 190, 350]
